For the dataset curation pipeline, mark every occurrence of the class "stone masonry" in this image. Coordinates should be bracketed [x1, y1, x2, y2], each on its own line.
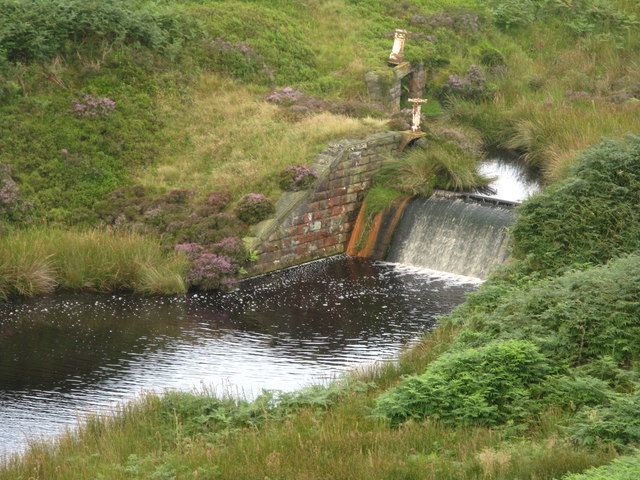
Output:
[245, 131, 403, 276]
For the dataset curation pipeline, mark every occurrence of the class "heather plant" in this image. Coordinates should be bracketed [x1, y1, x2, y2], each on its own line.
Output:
[205, 37, 274, 83]
[278, 165, 318, 191]
[234, 193, 274, 224]
[0, 174, 19, 214]
[72, 95, 116, 117]
[266, 86, 384, 118]
[184, 251, 237, 290]
[410, 7, 485, 34]
[439, 64, 495, 104]
[205, 190, 232, 212]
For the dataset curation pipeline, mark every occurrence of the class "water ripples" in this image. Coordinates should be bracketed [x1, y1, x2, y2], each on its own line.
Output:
[0, 255, 476, 458]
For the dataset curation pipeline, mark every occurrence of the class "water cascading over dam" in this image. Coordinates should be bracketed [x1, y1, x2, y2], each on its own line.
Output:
[386, 194, 515, 279]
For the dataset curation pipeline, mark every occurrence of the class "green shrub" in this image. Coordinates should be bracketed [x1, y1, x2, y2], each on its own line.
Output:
[510, 136, 640, 276]
[457, 255, 640, 367]
[373, 340, 551, 426]
[567, 392, 640, 449]
[487, 0, 541, 30]
[560, 454, 640, 480]
[0, 0, 193, 62]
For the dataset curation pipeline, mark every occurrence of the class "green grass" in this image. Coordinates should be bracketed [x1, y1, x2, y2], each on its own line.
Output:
[0, 229, 187, 298]
[136, 74, 385, 200]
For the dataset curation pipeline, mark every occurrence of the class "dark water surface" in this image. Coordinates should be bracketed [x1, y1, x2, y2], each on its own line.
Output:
[0, 256, 475, 458]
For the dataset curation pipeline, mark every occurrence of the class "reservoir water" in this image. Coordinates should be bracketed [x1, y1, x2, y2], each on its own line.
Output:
[0, 256, 475, 458]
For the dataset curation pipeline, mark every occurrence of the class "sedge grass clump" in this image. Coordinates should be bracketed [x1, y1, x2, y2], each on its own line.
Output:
[0, 228, 187, 298]
[382, 123, 493, 196]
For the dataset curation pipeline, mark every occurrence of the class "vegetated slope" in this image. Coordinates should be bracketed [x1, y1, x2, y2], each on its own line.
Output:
[2, 0, 640, 227]
[3, 131, 640, 479]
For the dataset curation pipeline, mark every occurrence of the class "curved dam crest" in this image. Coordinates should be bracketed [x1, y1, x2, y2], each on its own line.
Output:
[387, 193, 516, 279]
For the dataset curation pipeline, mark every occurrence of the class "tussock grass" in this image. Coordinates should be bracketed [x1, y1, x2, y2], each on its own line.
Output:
[0, 229, 187, 298]
[137, 74, 385, 199]
[503, 100, 640, 181]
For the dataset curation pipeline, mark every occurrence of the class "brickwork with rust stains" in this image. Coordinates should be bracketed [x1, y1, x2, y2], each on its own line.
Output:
[245, 132, 403, 276]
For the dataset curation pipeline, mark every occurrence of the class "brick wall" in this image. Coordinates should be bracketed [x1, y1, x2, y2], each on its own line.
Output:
[245, 132, 403, 275]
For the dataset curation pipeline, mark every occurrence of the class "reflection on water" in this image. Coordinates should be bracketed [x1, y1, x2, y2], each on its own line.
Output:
[477, 154, 542, 203]
[0, 256, 475, 458]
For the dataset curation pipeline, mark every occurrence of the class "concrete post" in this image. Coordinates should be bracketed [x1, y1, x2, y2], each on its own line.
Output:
[389, 29, 408, 65]
[408, 98, 429, 132]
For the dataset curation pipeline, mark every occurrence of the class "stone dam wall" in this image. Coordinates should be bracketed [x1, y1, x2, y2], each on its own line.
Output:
[245, 131, 403, 276]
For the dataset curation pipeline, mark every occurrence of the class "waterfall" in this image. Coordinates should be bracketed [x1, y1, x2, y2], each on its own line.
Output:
[386, 194, 515, 279]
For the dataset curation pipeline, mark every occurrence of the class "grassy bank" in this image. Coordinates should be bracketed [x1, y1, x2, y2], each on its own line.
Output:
[0, 229, 187, 298]
[3, 137, 640, 479]
[1, 1, 640, 476]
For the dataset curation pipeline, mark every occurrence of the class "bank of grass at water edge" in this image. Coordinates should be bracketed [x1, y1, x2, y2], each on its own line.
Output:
[3, 136, 640, 479]
[0, 328, 618, 480]
[0, 229, 187, 298]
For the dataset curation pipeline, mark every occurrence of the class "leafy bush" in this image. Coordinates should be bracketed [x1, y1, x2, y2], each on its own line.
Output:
[0, 0, 192, 62]
[455, 255, 640, 367]
[510, 136, 640, 276]
[560, 454, 640, 480]
[278, 165, 317, 191]
[373, 340, 551, 426]
[567, 392, 640, 449]
[234, 193, 274, 224]
[488, 0, 541, 30]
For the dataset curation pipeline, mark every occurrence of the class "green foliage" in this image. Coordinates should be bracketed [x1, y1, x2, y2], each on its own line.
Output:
[510, 136, 640, 276]
[382, 124, 492, 195]
[545, 0, 638, 37]
[160, 381, 375, 442]
[364, 185, 406, 217]
[0, 0, 193, 62]
[373, 340, 551, 426]
[560, 454, 640, 480]
[191, 2, 318, 86]
[487, 0, 542, 30]
[567, 392, 640, 449]
[456, 255, 640, 367]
